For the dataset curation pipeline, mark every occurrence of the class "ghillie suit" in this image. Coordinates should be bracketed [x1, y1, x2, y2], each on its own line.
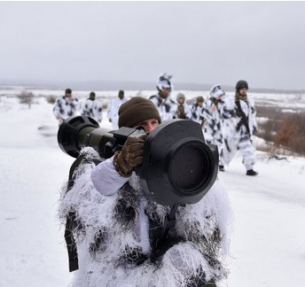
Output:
[59, 147, 231, 287]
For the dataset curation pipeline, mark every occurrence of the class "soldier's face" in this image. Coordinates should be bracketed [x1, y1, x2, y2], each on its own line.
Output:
[239, 88, 248, 95]
[133, 118, 159, 133]
[160, 87, 170, 97]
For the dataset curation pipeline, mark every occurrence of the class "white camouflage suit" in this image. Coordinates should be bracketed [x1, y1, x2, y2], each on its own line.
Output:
[221, 93, 258, 170]
[191, 102, 204, 124]
[59, 147, 231, 287]
[80, 98, 103, 123]
[53, 95, 79, 124]
[201, 86, 234, 167]
[150, 94, 178, 121]
[107, 97, 127, 129]
[149, 73, 178, 121]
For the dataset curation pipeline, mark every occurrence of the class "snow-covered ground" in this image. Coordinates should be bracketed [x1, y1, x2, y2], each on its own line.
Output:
[0, 91, 304, 287]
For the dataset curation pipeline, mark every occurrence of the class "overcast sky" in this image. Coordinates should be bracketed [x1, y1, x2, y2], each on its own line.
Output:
[1, 1, 305, 90]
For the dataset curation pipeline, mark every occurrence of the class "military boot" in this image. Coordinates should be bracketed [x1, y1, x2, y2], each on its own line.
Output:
[246, 169, 258, 176]
[219, 165, 225, 172]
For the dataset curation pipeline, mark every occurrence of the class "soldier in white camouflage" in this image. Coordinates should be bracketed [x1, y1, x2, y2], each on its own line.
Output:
[221, 80, 258, 176]
[107, 90, 127, 130]
[80, 92, 103, 123]
[149, 73, 177, 121]
[201, 85, 233, 171]
[175, 93, 192, 119]
[53, 88, 79, 125]
[191, 96, 204, 124]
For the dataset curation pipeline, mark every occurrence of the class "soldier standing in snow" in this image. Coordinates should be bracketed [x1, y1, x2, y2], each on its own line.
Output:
[175, 92, 192, 119]
[149, 73, 177, 121]
[80, 92, 103, 123]
[107, 90, 126, 129]
[53, 88, 79, 125]
[201, 85, 233, 172]
[59, 97, 231, 287]
[221, 80, 258, 176]
[191, 96, 205, 124]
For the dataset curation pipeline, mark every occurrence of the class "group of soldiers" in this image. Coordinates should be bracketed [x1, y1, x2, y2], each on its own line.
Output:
[53, 88, 103, 125]
[56, 74, 258, 287]
[53, 73, 258, 176]
[145, 73, 258, 176]
[199, 81, 258, 176]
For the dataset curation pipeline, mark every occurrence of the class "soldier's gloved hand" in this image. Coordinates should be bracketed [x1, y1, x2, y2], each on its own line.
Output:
[114, 136, 146, 177]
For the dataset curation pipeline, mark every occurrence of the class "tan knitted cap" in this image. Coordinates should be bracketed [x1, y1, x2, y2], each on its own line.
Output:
[118, 97, 161, 128]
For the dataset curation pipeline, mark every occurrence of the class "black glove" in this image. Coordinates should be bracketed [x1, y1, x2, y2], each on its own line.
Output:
[113, 136, 145, 177]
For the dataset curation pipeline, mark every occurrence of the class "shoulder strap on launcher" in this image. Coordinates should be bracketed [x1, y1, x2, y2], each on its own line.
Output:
[64, 155, 101, 272]
[64, 155, 85, 272]
[149, 204, 183, 264]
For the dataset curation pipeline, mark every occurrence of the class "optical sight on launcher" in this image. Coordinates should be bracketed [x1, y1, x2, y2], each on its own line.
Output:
[58, 115, 219, 206]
